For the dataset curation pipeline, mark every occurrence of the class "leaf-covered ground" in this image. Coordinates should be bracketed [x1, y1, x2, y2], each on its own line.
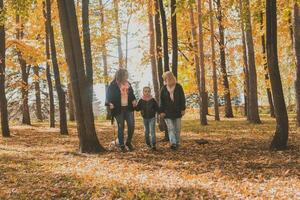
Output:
[0, 114, 299, 199]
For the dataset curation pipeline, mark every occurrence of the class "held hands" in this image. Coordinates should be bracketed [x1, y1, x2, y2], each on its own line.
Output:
[132, 100, 137, 108]
[160, 113, 166, 118]
[109, 103, 114, 109]
[181, 110, 185, 116]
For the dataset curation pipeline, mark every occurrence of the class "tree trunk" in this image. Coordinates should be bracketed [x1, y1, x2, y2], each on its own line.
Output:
[148, 1, 160, 102]
[266, 0, 289, 150]
[43, 2, 55, 127]
[293, 1, 300, 127]
[197, 0, 208, 125]
[189, 4, 205, 125]
[158, 0, 169, 72]
[57, 0, 105, 153]
[216, 0, 234, 118]
[209, 0, 220, 121]
[68, 82, 75, 121]
[244, 0, 261, 123]
[46, 0, 68, 135]
[154, 0, 164, 88]
[82, 0, 93, 103]
[170, 0, 178, 78]
[259, 9, 275, 118]
[113, 0, 123, 69]
[0, 0, 10, 137]
[33, 66, 43, 121]
[239, 0, 249, 118]
[16, 15, 31, 125]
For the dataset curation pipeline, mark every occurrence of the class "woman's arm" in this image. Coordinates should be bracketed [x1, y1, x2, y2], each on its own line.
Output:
[179, 84, 186, 111]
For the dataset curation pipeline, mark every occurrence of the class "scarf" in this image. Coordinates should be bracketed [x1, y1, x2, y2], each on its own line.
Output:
[166, 84, 176, 102]
[142, 94, 153, 102]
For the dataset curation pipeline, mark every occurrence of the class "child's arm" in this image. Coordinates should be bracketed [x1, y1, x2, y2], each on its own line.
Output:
[179, 85, 186, 111]
[153, 99, 159, 112]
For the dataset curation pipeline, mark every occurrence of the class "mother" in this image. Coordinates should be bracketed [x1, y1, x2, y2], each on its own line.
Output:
[106, 69, 137, 152]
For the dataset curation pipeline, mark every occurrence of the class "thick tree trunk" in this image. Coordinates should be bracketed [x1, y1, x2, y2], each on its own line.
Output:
[244, 0, 261, 123]
[158, 0, 169, 72]
[82, 0, 93, 103]
[293, 1, 300, 127]
[0, 0, 10, 137]
[196, 0, 208, 125]
[260, 10, 275, 118]
[209, 0, 220, 121]
[113, 0, 123, 69]
[68, 82, 75, 121]
[99, 0, 111, 120]
[33, 66, 43, 121]
[239, 0, 249, 118]
[46, 0, 68, 135]
[154, 0, 164, 88]
[266, 0, 289, 150]
[170, 0, 178, 78]
[57, 0, 105, 153]
[216, 0, 234, 118]
[148, 1, 160, 102]
[43, 2, 55, 128]
[16, 15, 31, 125]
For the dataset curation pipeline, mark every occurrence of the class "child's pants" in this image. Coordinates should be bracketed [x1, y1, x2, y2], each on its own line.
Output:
[165, 118, 181, 145]
[143, 117, 156, 147]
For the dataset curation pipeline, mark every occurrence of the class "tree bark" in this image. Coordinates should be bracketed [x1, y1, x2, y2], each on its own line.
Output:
[244, 0, 261, 123]
[170, 0, 178, 78]
[266, 0, 289, 150]
[293, 1, 300, 127]
[154, 0, 164, 88]
[158, 0, 169, 72]
[113, 0, 124, 69]
[259, 9, 275, 118]
[46, 0, 68, 134]
[0, 0, 10, 137]
[16, 15, 31, 125]
[209, 0, 220, 121]
[196, 0, 208, 125]
[57, 0, 105, 153]
[216, 0, 234, 118]
[148, 1, 160, 102]
[33, 66, 43, 121]
[82, 0, 93, 103]
[68, 82, 75, 121]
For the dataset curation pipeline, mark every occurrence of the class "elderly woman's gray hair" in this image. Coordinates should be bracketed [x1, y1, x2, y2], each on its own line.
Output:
[115, 68, 128, 83]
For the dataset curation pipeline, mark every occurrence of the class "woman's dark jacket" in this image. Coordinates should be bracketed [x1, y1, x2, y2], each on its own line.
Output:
[105, 80, 136, 117]
[135, 98, 158, 119]
[159, 83, 186, 119]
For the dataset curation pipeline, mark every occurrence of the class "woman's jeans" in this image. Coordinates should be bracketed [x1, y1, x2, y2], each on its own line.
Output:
[165, 118, 181, 146]
[143, 117, 156, 147]
[115, 107, 134, 147]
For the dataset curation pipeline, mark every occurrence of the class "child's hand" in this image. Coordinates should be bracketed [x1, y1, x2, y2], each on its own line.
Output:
[109, 103, 114, 109]
[181, 110, 185, 116]
[160, 113, 166, 118]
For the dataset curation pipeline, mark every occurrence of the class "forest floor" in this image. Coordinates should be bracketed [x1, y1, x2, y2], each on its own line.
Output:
[0, 114, 299, 200]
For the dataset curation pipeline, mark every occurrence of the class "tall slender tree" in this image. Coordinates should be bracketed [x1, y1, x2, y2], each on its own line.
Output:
[16, 15, 31, 125]
[33, 65, 43, 121]
[209, 0, 220, 121]
[57, 0, 105, 153]
[170, 0, 178, 78]
[113, 0, 124, 68]
[46, 0, 68, 134]
[43, 2, 55, 128]
[68, 82, 75, 121]
[259, 8, 275, 118]
[82, 0, 94, 103]
[293, 0, 300, 127]
[158, 0, 169, 72]
[266, 0, 289, 150]
[148, 0, 159, 101]
[0, 0, 10, 137]
[243, 0, 261, 123]
[197, 0, 208, 125]
[216, 0, 234, 118]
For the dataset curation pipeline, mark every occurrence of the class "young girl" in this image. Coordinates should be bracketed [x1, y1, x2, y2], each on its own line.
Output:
[159, 71, 186, 150]
[136, 87, 159, 150]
